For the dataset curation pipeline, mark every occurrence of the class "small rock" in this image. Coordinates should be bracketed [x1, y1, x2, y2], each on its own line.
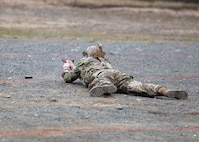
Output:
[181, 133, 185, 136]
[0, 93, 11, 98]
[34, 113, 39, 117]
[8, 77, 12, 80]
[117, 105, 123, 110]
[49, 98, 58, 102]
[5, 95, 11, 98]
[136, 98, 142, 102]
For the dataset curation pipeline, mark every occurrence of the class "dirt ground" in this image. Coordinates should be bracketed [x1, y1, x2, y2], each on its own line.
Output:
[0, 0, 199, 40]
[0, 1, 199, 142]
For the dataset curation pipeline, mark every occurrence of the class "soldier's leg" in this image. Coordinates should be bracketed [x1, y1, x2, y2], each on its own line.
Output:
[127, 80, 188, 99]
[88, 70, 117, 97]
[126, 80, 160, 97]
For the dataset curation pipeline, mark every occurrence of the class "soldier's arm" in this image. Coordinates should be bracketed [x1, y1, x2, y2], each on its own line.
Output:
[62, 69, 80, 83]
[62, 60, 84, 83]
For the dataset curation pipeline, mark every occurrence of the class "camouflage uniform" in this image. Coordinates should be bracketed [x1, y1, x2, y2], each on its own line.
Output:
[62, 56, 161, 97]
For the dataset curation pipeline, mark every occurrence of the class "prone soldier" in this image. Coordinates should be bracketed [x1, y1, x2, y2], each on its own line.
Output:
[62, 44, 188, 99]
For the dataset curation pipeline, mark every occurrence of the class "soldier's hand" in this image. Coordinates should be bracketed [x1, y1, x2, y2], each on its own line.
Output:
[63, 60, 75, 71]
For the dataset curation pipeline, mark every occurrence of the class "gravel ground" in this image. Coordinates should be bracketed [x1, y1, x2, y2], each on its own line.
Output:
[0, 38, 199, 142]
[0, 1, 199, 141]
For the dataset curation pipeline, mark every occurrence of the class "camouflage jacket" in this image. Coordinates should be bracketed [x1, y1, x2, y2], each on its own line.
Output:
[62, 57, 113, 86]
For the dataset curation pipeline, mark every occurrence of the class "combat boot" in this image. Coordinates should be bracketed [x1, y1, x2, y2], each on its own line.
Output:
[90, 85, 117, 97]
[158, 87, 188, 100]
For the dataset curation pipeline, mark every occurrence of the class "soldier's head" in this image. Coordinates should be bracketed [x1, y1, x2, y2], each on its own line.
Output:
[82, 43, 105, 58]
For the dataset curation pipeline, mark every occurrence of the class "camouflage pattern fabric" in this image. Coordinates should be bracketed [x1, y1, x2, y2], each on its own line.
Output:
[62, 57, 161, 97]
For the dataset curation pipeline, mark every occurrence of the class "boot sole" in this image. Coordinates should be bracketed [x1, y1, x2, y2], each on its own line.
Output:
[166, 90, 188, 100]
[90, 85, 117, 97]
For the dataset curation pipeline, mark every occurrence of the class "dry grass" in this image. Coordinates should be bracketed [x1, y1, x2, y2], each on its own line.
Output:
[1, 0, 198, 9]
[46, 0, 198, 9]
[0, 0, 198, 41]
[1, 27, 198, 42]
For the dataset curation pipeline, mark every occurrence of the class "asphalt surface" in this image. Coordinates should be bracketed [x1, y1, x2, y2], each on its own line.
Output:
[0, 38, 199, 142]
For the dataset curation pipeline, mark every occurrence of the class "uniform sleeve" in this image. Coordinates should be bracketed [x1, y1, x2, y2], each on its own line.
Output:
[61, 60, 84, 83]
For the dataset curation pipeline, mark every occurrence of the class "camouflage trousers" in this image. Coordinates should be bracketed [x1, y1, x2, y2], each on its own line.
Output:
[88, 69, 161, 97]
